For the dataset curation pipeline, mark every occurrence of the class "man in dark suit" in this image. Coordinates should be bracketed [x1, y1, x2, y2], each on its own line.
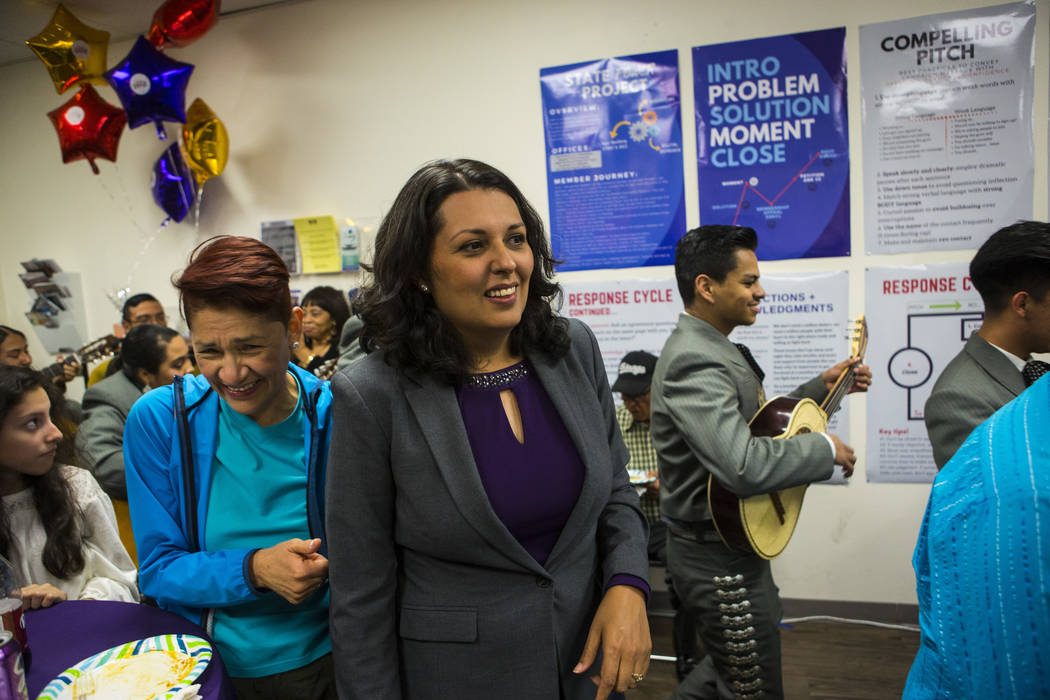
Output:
[925, 221, 1050, 469]
[650, 225, 868, 700]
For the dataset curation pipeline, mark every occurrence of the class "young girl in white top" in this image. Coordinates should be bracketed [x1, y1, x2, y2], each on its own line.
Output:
[0, 365, 137, 608]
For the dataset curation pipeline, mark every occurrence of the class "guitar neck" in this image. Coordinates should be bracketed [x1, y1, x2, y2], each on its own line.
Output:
[819, 365, 855, 416]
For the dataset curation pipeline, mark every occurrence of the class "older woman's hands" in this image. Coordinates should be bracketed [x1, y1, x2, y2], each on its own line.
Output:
[20, 583, 67, 609]
[574, 584, 652, 698]
[249, 538, 329, 604]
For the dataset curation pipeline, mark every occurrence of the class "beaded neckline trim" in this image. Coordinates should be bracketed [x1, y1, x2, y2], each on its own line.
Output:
[465, 362, 528, 389]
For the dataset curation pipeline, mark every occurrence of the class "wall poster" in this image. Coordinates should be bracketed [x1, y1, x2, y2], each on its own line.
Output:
[860, 2, 1035, 254]
[693, 28, 850, 260]
[541, 50, 685, 272]
[864, 263, 983, 482]
[564, 271, 853, 476]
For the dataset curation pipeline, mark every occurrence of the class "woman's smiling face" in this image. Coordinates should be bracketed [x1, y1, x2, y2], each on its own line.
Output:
[189, 306, 300, 427]
[426, 188, 534, 356]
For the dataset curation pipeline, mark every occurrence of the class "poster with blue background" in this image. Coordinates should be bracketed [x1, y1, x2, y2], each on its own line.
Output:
[693, 29, 850, 260]
[541, 50, 685, 271]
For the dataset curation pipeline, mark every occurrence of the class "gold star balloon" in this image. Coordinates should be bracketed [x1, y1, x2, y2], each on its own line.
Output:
[26, 4, 110, 93]
[181, 98, 229, 187]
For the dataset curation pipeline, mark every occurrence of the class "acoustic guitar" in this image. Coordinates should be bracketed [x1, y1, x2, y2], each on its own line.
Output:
[39, 334, 121, 382]
[708, 316, 868, 560]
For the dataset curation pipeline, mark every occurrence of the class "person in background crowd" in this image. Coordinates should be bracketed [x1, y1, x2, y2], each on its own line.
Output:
[336, 288, 367, 371]
[924, 220, 1050, 469]
[0, 365, 137, 609]
[88, 293, 168, 386]
[651, 225, 868, 700]
[1, 325, 35, 370]
[1, 324, 81, 465]
[327, 159, 651, 700]
[76, 324, 193, 563]
[905, 372, 1050, 698]
[1, 324, 80, 387]
[124, 236, 335, 699]
[293, 286, 350, 377]
[612, 350, 700, 681]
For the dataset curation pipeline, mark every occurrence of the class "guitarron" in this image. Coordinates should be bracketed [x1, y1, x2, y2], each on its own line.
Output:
[708, 316, 868, 559]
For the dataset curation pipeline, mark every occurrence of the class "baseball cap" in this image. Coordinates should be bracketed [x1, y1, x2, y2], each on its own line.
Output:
[612, 350, 657, 396]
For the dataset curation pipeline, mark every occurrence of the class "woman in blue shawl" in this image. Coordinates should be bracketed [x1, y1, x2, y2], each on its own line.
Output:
[904, 373, 1050, 698]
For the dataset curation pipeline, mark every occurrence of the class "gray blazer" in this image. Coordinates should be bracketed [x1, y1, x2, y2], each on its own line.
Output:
[651, 313, 834, 523]
[924, 333, 1025, 469]
[75, 370, 142, 500]
[325, 318, 649, 700]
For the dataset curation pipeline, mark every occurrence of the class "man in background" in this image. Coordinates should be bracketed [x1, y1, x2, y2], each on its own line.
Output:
[924, 221, 1050, 469]
[88, 293, 168, 385]
[76, 324, 193, 562]
[652, 225, 866, 700]
[613, 350, 699, 681]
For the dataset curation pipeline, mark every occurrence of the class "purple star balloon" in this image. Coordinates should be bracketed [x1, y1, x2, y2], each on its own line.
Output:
[152, 143, 197, 223]
[106, 35, 194, 139]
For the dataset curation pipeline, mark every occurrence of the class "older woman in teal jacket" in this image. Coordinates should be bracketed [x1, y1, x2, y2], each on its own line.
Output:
[124, 236, 335, 700]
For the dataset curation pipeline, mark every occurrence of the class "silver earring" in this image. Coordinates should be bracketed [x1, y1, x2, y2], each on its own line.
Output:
[419, 283, 430, 294]
[292, 341, 300, 349]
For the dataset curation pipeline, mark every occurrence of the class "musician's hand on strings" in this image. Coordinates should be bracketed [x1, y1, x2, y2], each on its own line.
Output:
[828, 434, 856, 477]
[821, 357, 871, 394]
[61, 358, 80, 383]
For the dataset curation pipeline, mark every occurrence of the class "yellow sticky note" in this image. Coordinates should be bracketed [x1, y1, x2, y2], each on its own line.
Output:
[294, 216, 341, 274]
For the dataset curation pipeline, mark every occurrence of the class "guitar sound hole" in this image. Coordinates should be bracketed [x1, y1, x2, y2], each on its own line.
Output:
[797, 427, 811, 434]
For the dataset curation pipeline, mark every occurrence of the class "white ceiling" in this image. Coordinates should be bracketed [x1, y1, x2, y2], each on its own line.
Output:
[0, 0, 300, 68]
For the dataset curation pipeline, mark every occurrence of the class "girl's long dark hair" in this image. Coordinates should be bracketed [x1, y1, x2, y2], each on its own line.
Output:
[355, 159, 569, 383]
[0, 366, 84, 579]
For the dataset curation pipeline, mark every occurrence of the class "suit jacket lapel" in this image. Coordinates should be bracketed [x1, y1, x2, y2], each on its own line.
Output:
[401, 371, 547, 577]
[530, 349, 602, 570]
[684, 314, 763, 408]
[967, 334, 1026, 397]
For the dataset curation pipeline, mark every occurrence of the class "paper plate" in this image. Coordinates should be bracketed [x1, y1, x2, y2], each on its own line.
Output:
[628, 469, 657, 485]
[36, 633, 211, 700]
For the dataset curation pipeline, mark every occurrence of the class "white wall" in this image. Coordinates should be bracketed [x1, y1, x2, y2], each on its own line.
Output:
[1, 0, 1047, 605]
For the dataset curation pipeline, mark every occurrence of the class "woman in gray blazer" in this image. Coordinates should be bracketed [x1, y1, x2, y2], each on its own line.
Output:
[326, 159, 651, 700]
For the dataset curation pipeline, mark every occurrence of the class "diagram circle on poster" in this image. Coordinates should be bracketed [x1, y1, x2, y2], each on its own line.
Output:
[887, 347, 932, 389]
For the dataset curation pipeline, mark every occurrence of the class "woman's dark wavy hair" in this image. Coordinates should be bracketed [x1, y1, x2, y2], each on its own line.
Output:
[356, 159, 569, 383]
[0, 366, 85, 580]
[301, 286, 351, 348]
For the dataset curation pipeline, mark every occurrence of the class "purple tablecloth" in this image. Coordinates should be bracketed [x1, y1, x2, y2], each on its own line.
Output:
[25, 600, 234, 700]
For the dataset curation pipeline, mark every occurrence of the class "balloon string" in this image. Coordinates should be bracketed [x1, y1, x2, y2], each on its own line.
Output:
[193, 185, 205, 234]
[97, 165, 155, 244]
[125, 224, 165, 286]
[97, 165, 164, 291]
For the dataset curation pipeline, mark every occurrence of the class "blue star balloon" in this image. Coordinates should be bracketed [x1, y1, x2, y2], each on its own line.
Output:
[106, 35, 194, 140]
[152, 143, 197, 223]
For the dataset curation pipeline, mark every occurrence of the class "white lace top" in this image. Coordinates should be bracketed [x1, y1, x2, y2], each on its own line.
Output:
[2, 465, 138, 602]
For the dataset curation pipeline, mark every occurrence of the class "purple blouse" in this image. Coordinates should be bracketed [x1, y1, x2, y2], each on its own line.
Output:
[457, 361, 649, 597]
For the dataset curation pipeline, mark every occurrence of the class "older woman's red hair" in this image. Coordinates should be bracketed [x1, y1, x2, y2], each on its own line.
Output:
[173, 235, 292, 327]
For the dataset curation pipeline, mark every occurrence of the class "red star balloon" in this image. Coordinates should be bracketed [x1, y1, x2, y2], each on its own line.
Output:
[148, 0, 222, 49]
[47, 85, 127, 175]
[25, 3, 110, 93]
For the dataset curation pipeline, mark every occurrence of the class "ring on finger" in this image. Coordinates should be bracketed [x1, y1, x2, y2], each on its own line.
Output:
[631, 672, 645, 682]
